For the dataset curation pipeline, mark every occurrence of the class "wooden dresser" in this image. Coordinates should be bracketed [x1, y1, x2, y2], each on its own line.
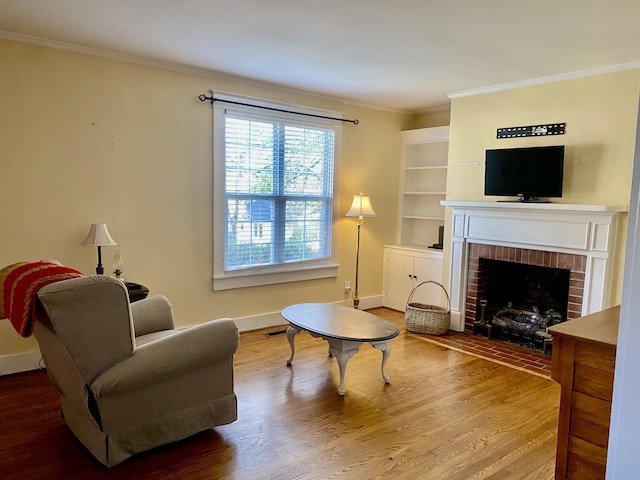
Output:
[548, 306, 619, 480]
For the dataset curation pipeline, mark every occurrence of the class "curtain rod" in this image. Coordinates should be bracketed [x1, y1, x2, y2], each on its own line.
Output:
[197, 94, 359, 125]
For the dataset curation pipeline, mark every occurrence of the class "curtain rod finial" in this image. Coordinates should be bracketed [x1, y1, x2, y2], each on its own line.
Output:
[198, 94, 214, 104]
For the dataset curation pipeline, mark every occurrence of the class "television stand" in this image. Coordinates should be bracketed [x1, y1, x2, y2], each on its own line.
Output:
[519, 195, 551, 203]
[497, 197, 551, 203]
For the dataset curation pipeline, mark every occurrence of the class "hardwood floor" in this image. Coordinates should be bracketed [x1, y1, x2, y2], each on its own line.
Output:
[0, 308, 560, 479]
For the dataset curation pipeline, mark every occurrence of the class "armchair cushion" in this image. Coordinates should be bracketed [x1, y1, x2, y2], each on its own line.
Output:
[92, 318, 238, 397]
[130, 295, 175, 336]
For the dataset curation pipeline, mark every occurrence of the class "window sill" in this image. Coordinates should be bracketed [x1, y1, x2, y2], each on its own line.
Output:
[213, 263, 339, 291]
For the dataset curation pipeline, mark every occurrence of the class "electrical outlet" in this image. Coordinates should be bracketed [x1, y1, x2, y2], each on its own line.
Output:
[344, 281, 351, 293]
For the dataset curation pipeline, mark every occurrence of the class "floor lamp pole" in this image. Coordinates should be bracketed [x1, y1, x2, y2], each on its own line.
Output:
[345, 192, 376, 310]
[353, 219, 363, 309]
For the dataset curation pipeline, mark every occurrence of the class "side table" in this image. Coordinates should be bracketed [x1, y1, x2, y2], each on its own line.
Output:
[125, 282, 149, 303]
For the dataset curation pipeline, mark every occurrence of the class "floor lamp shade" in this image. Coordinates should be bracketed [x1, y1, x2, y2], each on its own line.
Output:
[345, 193, 376, 309]
[346, 194, 377, 219]
[82, 223, 117, 275]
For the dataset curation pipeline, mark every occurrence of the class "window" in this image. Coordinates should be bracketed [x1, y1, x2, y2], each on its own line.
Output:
[212, 94, 342, 290]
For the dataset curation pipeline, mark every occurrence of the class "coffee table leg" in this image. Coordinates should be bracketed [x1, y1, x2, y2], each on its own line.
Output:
[371, 341, 392, 384]
[286, 326, 300, 365]
[329, 347, 359, 395]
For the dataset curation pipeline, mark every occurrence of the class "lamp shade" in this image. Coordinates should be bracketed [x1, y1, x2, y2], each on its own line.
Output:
[82, 223, 117, 246]
[345, 194, 377, 218]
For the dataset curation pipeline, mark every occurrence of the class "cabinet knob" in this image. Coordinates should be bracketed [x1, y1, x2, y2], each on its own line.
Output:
[413, 275, 418, 280]
[408, 274, 412, 279]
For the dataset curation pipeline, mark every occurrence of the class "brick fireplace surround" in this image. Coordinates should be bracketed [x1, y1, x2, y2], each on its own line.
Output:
[465, 243, 585, 332]
[442, 201, 626, 332]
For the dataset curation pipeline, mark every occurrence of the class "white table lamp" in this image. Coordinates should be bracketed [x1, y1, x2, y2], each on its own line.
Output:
[82, 223, 117, 275]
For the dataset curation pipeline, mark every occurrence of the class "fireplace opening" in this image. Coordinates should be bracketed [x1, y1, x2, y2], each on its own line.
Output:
[479, 258, 570, 319]
[475, 258, 571, 351]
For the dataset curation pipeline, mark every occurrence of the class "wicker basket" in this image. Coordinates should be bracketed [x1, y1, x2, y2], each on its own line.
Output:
[405, 281, 451, 335]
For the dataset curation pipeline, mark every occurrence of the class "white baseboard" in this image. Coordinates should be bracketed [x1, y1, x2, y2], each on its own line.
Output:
[0, 295, 385, 376]
[234, 295, 384, 332]
[234, 311, 289, 332]
[0, 351, 44, 376]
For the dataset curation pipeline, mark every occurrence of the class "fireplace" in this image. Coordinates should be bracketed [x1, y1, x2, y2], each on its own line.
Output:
[466, 244, 584, 334]
[441, 201, 626, 332]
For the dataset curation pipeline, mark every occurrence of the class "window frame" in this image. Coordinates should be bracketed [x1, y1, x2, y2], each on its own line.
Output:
[212, 93, 342, 291]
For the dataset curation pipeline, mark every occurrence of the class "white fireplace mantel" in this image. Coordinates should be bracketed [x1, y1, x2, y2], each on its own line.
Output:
[441, 201, 628, 332]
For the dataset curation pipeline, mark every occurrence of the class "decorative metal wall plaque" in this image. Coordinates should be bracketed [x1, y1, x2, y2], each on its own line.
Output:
[497, 123, 565, 139]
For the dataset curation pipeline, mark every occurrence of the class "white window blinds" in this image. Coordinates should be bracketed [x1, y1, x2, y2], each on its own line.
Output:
[212, 94, 342, 290]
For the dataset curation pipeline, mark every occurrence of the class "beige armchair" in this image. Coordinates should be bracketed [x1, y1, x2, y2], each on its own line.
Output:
[33, 275, 238, 467]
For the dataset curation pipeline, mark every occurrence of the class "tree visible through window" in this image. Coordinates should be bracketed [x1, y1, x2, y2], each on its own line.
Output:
[223, 113, 335, 272]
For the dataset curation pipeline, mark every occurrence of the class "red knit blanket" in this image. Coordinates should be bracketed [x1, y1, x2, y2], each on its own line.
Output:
[3, 261, 83, 337]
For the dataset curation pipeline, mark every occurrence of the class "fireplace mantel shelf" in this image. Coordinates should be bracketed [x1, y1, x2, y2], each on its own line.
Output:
[441, 201, 627, 214]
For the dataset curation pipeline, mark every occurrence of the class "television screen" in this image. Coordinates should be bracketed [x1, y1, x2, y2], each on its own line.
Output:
[484, 145, 564, 202]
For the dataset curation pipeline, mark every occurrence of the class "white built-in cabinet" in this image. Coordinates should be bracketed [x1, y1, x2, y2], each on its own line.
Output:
[397, 126, 449, 247]
[382, 246, 443, 312]
[382, 126, 449, 313]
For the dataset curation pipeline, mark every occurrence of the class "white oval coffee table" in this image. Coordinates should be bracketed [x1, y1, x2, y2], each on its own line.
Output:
[281, 303, 400, 395]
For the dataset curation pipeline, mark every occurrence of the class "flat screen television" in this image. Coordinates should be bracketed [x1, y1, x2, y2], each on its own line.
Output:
[484, 145, 565, 202]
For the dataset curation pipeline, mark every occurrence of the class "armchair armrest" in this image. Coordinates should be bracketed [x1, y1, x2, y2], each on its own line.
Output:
[130, 295, 175, 337]
[91, 318, 238, 398]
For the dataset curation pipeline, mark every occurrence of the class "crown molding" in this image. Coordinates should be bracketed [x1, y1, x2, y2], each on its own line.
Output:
[8, 30, 628, 115]
[415, 104, 451, 115]
[0, 30, 416, 115]
[448, 61, 640, 99]
[342, 99, 414, 115]
[0, 30, 245, 83]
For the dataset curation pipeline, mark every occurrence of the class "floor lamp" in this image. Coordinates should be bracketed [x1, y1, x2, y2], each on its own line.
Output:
[345, 193, 377, 309]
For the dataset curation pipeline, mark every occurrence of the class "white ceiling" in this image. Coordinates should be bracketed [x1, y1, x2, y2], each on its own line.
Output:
[1, 0, 639, 112]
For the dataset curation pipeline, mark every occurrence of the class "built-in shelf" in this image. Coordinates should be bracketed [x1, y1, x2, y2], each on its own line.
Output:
[405, 192, 447, 195]
[405, 166, 448, 171]
[403, 215, 444, 220]
[397, 126, 449, 247]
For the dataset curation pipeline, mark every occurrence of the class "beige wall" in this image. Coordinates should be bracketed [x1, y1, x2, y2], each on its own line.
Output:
[0, 39, 409, 358]
[410, 108, 451, 129]
[443, 69, 640, 305]
[2, 38, 637, 362]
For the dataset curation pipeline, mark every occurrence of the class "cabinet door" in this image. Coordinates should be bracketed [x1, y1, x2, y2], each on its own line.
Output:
[384, 251, 415, 311]
[411, 255, 444, 308]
